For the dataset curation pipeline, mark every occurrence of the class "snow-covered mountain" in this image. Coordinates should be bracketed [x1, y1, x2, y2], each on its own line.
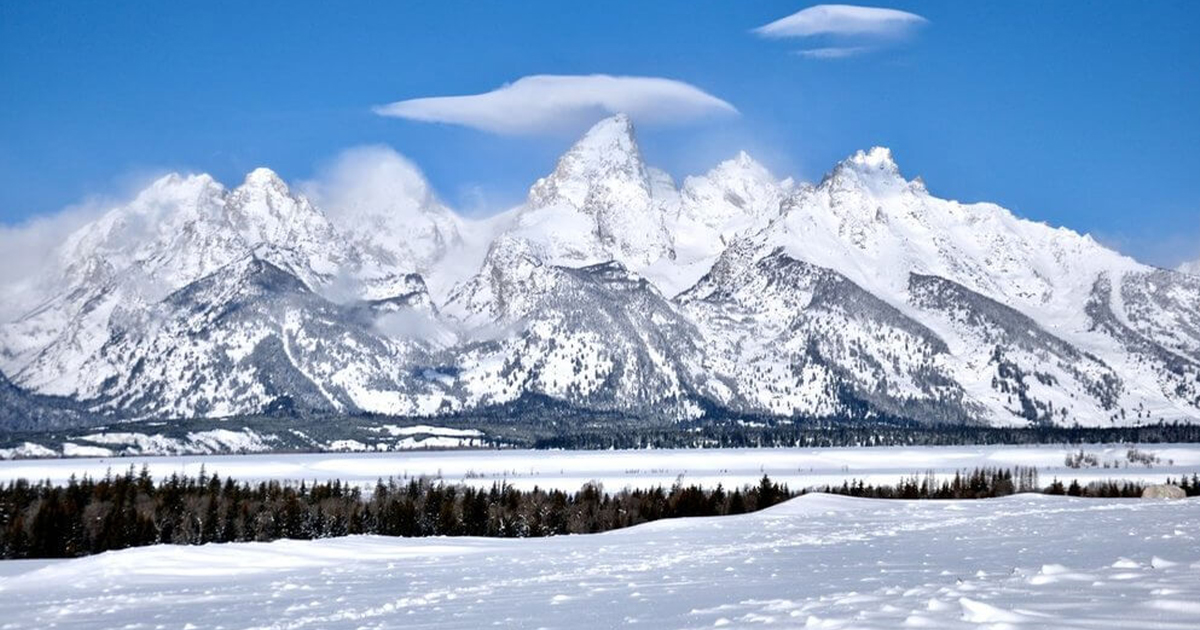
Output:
[1181, 257, 1200, 276]
[2, 115, 1198, 429]
[686, 146, 1200, 426]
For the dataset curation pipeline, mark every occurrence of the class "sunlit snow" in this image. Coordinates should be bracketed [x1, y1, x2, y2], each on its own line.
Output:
[0, 494, 1195, 628]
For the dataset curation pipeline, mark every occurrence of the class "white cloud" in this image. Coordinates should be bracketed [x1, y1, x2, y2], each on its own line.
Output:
[301, 145, 440, 224]
[0, 166, 196, 322]
[754, 4, 927, 39]
[373, 309, 457, 346]
[299, 145, 500, 299]
[795, 46, 874, 59]
[373, 74, 737, 135]
[0, 199, 111, 321]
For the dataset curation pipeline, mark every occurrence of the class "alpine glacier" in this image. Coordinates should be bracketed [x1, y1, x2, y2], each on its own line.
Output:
[2, 114, 1199, 428]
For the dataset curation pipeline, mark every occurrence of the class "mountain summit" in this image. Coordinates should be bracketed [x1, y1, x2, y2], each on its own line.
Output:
[529, 113, 650, 211]
[523, 114, 671, 269]
[2, 115, 1198, 429]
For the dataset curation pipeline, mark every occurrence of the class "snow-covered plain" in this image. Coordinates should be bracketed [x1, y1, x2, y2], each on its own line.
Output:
[1, 444, 1198, 492]
[0, 493, 1196, 629]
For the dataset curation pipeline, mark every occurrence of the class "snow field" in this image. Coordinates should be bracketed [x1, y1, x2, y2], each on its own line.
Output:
[1, 444, 1198, 494]
[0, 493, 1195, 628]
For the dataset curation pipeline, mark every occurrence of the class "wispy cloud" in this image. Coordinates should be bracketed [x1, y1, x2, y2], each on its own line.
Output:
[794, 46, 874, 59]
[300, 145, 440, 225]
[0, 199, 109, 320]
[298, 145, 497, 303]
[754, 4, 927, 39]
[0, 168, 182, 321]
[374, 74, 737, 135]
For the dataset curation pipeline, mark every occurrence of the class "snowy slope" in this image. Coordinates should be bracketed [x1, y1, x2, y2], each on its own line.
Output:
[655, 151, 793, 296]
[72, 257, 454, 418]
[447, 115, 791, 307]
[0, 370, 94, 432]
[2, 170, 394, 392]
[1, 114, 1198, 427]
[0, 494, 1196, 629]
[0, 170, 467, 419]
[697, 146, 1200, 425]
[680, 243, 972, 422]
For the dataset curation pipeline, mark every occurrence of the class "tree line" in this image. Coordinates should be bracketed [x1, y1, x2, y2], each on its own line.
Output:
[818, 466, 1042, 499]
[0, 467, 791, 559]
[532, 421, 1200, 450]
[2, 466, 1195, 560]
[821, 469, 1200, 500]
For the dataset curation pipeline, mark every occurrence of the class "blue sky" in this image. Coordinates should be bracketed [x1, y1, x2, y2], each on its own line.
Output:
[2, 1, 1198, 265]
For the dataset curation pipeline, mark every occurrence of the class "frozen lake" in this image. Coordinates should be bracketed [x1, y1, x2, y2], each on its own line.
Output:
[0, 493, 1196, 629]
[1, 443, 1198, 492]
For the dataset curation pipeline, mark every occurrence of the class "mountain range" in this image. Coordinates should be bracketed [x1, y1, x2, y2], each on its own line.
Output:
[2, 114, 1199, 431]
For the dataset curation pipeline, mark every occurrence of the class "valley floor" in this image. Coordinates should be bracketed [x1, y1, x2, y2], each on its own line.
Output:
[0, 494, 1196, 629]
[1, 443, 1198, 492]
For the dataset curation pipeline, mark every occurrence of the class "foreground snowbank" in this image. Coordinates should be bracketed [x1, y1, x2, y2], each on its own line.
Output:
[0, 494, 1196, 629]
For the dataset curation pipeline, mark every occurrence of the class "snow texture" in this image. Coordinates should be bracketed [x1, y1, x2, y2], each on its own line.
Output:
[0, 493, 1195, 629]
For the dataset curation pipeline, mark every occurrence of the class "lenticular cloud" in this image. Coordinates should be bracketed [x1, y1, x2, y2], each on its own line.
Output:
[373, 74, 737, 135]
[754, 4, 927, 39]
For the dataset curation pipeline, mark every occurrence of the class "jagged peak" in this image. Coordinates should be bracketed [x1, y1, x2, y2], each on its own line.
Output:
[910, 175, 928, 194]
[238, 167, 290, 193]
[227, 167, 320, 219]
[56, 172, 224, 260]
[220, 167, 343, 261]
[708, 150, 775, 182]
[529, 113, 650, 209]
[681, 150, 782, 213]
[820, 146, 912, 196]
[577, 113, 635, 146]
[561, 113, 643, 172]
